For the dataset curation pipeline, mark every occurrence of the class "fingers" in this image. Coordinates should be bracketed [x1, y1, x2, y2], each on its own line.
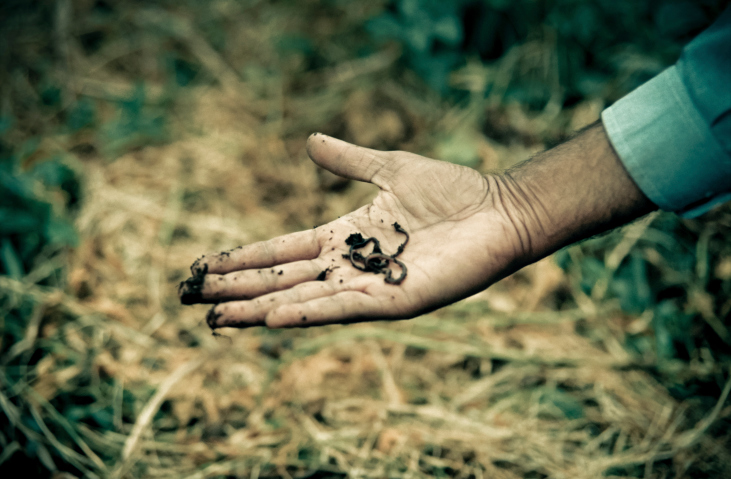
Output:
[179, 259, 324, 304]
[190, 229, 320, 276]
[207, 280, 342, 328]
[265, 291, 388, 328]
[306, 133, 389, 187]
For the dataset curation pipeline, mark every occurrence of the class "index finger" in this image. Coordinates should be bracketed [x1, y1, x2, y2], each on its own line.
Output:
[191, 229, 321, 275]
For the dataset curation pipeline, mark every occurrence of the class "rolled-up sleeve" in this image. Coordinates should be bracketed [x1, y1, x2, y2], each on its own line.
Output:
[601, 7, 731, 218]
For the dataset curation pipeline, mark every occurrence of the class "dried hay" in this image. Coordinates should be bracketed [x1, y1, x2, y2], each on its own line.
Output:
[1, 2, 730, 478]
[58, 73, 731, 479]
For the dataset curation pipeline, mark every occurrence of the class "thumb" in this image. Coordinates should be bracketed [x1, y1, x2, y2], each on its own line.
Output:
[306, 133, 389, 186]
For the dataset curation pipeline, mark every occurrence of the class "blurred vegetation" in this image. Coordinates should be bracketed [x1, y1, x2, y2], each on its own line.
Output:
[369, 0, 716, 96]
[1, 0, 730, 478]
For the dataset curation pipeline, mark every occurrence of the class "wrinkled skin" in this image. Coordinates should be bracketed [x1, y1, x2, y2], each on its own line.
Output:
[179, 133, 530, 329]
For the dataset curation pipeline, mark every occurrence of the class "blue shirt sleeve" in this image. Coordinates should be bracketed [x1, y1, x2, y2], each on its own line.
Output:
[601, 7, 731, 218]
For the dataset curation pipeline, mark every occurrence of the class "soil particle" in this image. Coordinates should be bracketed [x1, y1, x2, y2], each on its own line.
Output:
[316, 265, 339, 281]
[278, 270, 283, 275]
[206, 304, 222, 329]
[190, 256, 206, 276]
[301, 316, 307, 321]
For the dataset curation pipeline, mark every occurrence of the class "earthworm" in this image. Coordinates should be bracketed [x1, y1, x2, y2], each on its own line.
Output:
[343, 222, 409, 284]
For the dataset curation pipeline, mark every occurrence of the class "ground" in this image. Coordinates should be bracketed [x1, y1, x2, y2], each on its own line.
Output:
[1, 1, 730, 478]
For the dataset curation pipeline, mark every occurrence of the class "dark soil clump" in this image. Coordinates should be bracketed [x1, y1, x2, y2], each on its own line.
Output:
[205, 304, 222, 329]
[178, 263, 208, 305]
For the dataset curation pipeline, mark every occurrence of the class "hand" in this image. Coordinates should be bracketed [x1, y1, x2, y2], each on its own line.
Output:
[179, 133, 528, 329]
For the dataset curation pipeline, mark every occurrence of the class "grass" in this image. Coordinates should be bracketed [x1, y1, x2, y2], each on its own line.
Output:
[1, 1, 730, 478]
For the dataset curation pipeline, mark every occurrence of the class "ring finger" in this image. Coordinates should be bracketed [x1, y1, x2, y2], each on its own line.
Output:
[208, 278, 350, 328]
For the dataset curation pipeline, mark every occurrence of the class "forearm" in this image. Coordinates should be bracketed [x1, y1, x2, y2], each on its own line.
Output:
[495, 121, 657, 264]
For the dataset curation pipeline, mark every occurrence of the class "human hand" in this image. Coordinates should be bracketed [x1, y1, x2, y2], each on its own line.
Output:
[179, 133, 530, 329]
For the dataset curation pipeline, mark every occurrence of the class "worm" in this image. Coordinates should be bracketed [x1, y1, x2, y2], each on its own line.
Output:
[343, 222, 409, 284]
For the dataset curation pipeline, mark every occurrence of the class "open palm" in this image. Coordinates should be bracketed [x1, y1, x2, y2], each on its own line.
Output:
[179, 134, 525, 329]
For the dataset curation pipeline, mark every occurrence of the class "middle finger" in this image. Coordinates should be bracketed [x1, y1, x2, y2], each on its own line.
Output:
[180, 259, 326, 304]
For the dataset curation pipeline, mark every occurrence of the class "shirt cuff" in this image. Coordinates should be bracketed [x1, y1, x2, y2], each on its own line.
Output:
[601, 66, 731, 218]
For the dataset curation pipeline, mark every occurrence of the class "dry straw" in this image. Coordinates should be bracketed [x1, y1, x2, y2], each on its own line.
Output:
[2, 2, 730, 478]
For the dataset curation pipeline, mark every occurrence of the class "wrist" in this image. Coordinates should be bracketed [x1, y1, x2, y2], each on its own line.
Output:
[491, 122, 657, 264]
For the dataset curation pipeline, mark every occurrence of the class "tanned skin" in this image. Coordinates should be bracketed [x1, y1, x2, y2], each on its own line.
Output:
[179, 122, 656, 329]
